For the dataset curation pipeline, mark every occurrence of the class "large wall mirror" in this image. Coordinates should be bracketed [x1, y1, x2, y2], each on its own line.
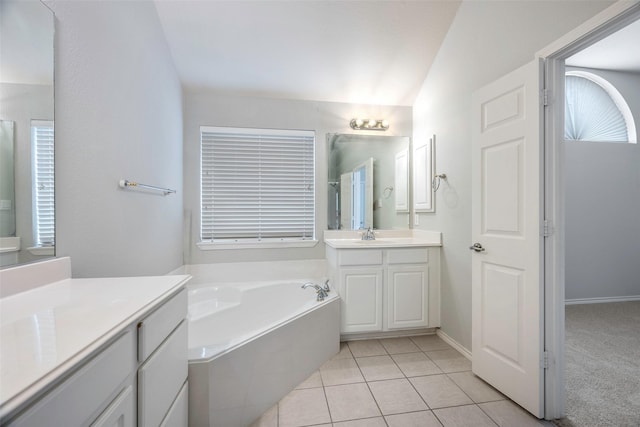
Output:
[0, 0, 55, 268]
[327, 133, 411, 230]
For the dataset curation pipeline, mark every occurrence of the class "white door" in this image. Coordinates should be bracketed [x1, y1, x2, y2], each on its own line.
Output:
[471, 59, 544, 417]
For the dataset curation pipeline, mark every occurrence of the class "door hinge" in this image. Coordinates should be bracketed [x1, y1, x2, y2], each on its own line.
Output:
[542, 88, 549, 106]
[543, 219, 554, 237]
[542, 351, 550, 369]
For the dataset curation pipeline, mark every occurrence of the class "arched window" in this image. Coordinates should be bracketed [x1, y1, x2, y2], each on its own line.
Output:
[565, 71, 637, 143]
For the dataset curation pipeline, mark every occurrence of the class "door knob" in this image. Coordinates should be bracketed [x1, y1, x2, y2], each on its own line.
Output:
[469, 243, 486, 252]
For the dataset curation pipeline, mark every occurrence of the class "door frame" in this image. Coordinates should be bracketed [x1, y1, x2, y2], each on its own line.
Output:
[537, 1, 640, 419]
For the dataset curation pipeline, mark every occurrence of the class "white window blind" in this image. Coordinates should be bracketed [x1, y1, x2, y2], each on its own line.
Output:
[200, 126, 315, 243]
[565, 73, 632, 143]
[31, 120, 55, 246]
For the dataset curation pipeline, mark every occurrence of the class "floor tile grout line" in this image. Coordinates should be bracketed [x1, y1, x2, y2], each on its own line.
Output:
[319, 380, 333, 426]
[474, 401, 504, 427]
[406, 375, 434, 412]
[443, 370, 507, 406]
[350, 342, 389, 426]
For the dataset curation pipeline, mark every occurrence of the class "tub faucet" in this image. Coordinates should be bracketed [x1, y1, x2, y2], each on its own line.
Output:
[322, 279, 331, 294]
[362, 227, 376, 240]
[302, 282, 329, 301]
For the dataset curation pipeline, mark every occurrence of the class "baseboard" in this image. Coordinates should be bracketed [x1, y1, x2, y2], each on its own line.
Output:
[565, 295, 640, 305]
[436, 329, 472, 361]
[341, 328, 436, 342]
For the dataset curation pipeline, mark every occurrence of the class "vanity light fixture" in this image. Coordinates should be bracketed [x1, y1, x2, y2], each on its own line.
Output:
[350, 118, 389, 131]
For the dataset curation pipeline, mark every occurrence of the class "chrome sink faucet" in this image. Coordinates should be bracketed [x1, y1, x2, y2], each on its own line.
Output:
[361, 227, 376, 241]
[302, 282, 329, 301]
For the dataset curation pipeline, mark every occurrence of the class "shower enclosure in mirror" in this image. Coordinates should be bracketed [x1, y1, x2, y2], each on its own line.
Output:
[0, 0, 55, 267]
[327, 133, 411, 230]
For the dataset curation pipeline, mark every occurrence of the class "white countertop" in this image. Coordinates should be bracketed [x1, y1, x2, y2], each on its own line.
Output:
[0, 273, 190, 419]
[324, 229, 442, 249]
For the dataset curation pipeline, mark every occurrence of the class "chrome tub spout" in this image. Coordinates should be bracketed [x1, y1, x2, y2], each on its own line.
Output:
[302, 282, 329, 301]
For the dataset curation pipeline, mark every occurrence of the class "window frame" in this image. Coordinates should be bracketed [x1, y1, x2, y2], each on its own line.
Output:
[198, 126, 317, 250]
[31, 120, 55, 248]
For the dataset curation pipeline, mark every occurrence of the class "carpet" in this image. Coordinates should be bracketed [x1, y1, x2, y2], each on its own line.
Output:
[555, 301, 640, 427]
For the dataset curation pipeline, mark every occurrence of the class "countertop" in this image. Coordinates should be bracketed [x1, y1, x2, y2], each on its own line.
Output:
[324, 229, 442, 249]
[0, 273, 190, 419]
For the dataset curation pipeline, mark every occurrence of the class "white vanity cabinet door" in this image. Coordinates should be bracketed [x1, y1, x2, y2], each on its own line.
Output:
[386, 264, 429, 330]
[159, 381, 188, 427]
[91, 385, 135, 427]
[340, 268, 384, 333]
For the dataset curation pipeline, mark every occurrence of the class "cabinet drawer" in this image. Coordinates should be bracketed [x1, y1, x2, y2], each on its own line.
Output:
[91, 385, 135, 427]
[387, 248, 428, 264]
[138, 289, 187, 361]
[339, 249, 383, 266]
[10, 331, 135, 427]
[160, 380, 188, 427]
[138, 320, 188, 427]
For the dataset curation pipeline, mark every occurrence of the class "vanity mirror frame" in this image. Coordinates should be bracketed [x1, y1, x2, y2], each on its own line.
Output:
[0, 0, 56, 268]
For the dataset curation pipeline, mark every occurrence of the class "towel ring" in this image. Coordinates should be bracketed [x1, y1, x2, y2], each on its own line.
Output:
[432, 174, 447, 191]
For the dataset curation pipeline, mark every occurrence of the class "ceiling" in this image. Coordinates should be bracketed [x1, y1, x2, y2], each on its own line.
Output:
[566, 18, 640, 72]
[153, 0, 461, 106]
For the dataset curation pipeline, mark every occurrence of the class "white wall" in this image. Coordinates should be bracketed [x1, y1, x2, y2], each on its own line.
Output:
[412, 0, 614, 350]
[183, 91, 412, 264]
[565, 68, 640, 300]
[47, 1, 184, 277]
[565, 141, 640, 300]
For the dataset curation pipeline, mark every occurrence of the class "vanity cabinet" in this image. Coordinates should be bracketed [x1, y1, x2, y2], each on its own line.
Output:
[5, 288, 188, 427]
[8, 331, 137, 427]
[327, 246, 440, 335]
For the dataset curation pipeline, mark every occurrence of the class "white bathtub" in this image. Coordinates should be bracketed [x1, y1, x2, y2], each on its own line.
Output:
[187, 280, 340, 427]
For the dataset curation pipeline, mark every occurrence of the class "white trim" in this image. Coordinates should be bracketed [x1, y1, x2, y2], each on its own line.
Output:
[341, 328, 437, 342]
[565, 295, 640, 305]
[436, 328, 472, 361]
[197, 240, 318, 250]
[539, 0, 640, 420]
[536, 1, 640, 59]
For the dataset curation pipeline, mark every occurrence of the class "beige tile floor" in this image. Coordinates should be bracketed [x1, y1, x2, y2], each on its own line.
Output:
[251, 335, 550, 427]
